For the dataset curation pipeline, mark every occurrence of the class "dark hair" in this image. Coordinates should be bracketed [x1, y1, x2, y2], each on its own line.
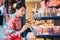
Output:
[16, 2, 26, 10]
[12, 2, 26, 13]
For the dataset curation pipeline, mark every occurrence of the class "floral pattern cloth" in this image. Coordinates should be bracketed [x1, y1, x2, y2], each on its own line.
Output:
[4, 15, 22, 40]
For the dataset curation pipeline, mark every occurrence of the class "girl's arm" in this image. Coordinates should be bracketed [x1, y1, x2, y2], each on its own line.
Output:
[20, 23, 30, 34]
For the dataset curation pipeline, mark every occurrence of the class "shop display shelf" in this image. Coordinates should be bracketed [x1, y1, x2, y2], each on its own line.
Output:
[29, 26, 60, 38]
[34, 16, 60, 20]
[47, 6, 60, 8]
[36, 35, 60, 38]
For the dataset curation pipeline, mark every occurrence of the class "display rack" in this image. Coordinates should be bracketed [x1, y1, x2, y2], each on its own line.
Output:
[33, 16, 60, 38]
[34, 6, 60, 20]
[34, 16, 60, 20]
[36, 35, 60, 38]
[33, 6, 60, 39]
[29, 26, 60, 38]
[47, 6, 60, 8]
[33, 17, 60, 39]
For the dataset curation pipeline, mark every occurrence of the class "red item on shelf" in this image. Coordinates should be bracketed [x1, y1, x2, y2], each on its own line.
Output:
[36, 28, 42, 35]
[46, 0, 60, 6]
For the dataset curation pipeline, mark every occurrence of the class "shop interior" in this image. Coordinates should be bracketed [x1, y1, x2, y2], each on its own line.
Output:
[0, 0, 60, 40]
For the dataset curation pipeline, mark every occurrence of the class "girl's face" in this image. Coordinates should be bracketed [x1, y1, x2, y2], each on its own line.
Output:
[17, 7, 26, 17]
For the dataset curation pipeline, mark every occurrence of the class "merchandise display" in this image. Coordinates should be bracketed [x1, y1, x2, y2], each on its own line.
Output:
[34, 7, 60, 18]
[31, 25, 60, 35]
[29, 20, 60, 35]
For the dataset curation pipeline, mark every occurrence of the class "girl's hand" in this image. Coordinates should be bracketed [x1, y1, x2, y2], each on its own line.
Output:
[15, 31, 20, 36]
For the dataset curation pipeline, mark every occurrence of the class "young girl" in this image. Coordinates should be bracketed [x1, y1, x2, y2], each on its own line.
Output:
[4, 2, 29, 40]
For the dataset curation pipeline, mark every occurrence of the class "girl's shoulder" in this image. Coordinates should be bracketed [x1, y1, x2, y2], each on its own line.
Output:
[6, 16, 16, 23]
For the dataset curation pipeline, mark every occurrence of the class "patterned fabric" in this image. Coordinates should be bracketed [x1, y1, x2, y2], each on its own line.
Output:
[4, 15, 22, 40]
[4, 15, 21, 34]
[3, 33, 22, 40]
[6, 15, 21, 32]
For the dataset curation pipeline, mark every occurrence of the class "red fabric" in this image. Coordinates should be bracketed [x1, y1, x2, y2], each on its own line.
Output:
[3, 34, 22, 40]
[10, 35, 21, 40]
[4, 16, 22, 40]
[6, 16, 21, 30]
[12, 16, 21, 30]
